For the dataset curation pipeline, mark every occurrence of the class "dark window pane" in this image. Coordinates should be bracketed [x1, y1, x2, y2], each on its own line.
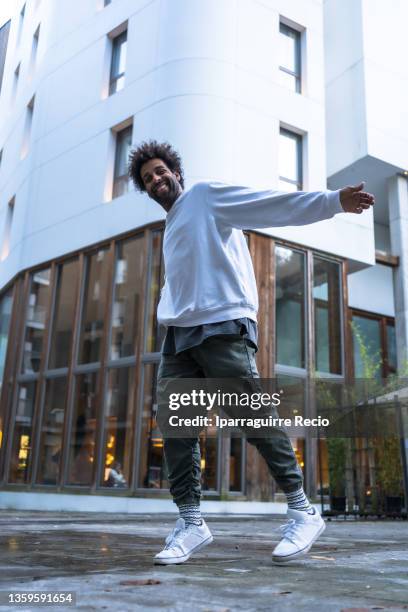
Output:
[110, 237, 144, 359]
[352, 315, 382, 379]
[101, 367, 135, 488]
[313, 258, 342, 375]
[0, 288, 13, 392]
[67, 372, 98, 485]
[48, 260, 79, 369]
[36, 378, 67, 485]
[78, 249, 110, 364]
[275, 246, 305, 368]
[229, 435, 243, 492]
[112, 125, 132, 198]
[138, 363, 168, 489]
[145, 231, 165, 353]
[22, 269, 51, 373]
[386, 323, 397, 372]
[200, 428, 218, 492]
[109, 31, 127, 94]
[9, 382, 37, 483]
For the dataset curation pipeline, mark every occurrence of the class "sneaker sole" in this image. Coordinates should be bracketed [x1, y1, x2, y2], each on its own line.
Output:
[272, 521, 326, 563]
[154, 534, 214, 565]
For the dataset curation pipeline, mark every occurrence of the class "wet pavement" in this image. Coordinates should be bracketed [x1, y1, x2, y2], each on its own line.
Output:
[0, 510, 407, 611]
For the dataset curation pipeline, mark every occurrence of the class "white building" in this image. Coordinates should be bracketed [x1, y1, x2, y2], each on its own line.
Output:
[0, 0, 406, 514]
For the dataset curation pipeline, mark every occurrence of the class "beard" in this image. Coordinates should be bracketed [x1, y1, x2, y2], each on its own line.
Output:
[151, 176, 182, 209]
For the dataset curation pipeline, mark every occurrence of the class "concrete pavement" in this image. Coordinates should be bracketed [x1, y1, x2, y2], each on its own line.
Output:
[0, 510, 407, 611]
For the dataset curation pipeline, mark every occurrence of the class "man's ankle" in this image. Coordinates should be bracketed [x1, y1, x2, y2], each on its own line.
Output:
[178, 502, 202, 526]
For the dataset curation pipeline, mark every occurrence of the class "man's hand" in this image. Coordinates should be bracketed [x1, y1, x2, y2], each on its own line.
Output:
[339, 182, 375, 214]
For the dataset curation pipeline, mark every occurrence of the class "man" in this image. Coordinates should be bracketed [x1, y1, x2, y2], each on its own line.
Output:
[128, 140, 374, 565]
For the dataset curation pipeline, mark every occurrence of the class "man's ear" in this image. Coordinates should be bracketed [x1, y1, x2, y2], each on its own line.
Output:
[175, 170, 181, 181]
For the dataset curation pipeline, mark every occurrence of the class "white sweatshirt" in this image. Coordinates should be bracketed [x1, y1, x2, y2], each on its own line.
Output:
[157, 181, 343, 327]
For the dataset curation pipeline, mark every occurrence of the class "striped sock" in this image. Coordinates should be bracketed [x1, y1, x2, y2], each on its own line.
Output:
[178, 503, 202, 526]
[285, 487, 315, 514]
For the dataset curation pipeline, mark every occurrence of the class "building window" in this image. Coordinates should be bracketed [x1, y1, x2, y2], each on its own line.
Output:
[112, 124, 132, 198]
[48, 259, 79, 369]
[145, 230, 165, 352]
[279, 128, 302, 191]
[109, 30, 127, 95]
[101, 367, 135, 488]
[67, 372, 99, 486]
[275, 246, 306, 368]
[17, 4, 26, 45]
[21, 268, 51, 374]
[0, 288, 14, 452]
[21, 96, 35, 159]
[31, 24, 40, 67]
[12, 63, 20, 100]
[351, 311, 396, 378]
[313, 257, 343, 375]
[0, 197, 15, 261]
[279, 22, 301, 93]
[35, 377, 68, 485]
[9, 381, 37, 483]
[78, 248, 110, 364]
[109, 236, 144, 360]
[0, 288, 13, 395]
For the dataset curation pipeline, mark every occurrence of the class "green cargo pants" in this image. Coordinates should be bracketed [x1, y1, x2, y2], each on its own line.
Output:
[157, 334, 303, 506]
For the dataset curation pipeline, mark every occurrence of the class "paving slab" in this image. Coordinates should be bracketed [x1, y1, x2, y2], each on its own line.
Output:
[0, 511, 407, 611]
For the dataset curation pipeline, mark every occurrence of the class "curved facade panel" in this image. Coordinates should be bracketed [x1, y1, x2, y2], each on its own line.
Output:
[0, 0, 374, 293]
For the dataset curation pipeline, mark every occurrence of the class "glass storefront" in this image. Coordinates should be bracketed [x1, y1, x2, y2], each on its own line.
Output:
[275, 246, 306, 368]
[0, 225, 400, 505]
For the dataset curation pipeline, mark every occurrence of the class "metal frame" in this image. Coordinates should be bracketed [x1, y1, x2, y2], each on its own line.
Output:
[279, 127, 303, 191]
[279, 22, 302, 93]
[0, 222, 367, 503]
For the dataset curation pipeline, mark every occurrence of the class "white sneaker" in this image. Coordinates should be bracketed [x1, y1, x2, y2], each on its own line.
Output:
[272, 508, 326, 563]
[154, 518, 213, 565]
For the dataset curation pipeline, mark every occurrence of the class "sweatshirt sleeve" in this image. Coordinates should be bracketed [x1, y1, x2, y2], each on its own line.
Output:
[207, 182, 344, 230]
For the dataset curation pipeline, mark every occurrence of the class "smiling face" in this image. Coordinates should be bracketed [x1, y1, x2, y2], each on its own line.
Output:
[140, 158, 183, 211]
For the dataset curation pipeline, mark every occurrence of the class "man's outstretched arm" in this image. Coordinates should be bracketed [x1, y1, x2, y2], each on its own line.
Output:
[207, 181, 374, 230]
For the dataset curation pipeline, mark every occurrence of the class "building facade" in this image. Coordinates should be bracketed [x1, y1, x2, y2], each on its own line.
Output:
[0, 0, 406, 512]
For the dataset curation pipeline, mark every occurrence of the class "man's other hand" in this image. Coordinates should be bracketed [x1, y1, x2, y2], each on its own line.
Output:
[339, 182, 375, 214]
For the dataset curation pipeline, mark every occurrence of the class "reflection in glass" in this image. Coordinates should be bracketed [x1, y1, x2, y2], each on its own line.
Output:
[145, 231, 165, 353]
[0, 288, 13, 392]
[275, 246, 305, 368]
[138, 363, 168, 488]
[49, 260, 78, 369]
[112, 125, 132, 198]
[109, 30, 127, 95]
[78, 249, 110, 364]
[36, 378, 67, 485]
[101, 368, 135, 488]
[67, 372, 98, 485]
[313, 257, 342, 374]
[386, 323, 397, 373]
[200, 429, 218, 492]
[352, 315, 382, 379]
[279, 129, 302, 191]
[22, 269, 51, 373]
[9, 382, 37, 483]
[316, 439, 329, 496]
[230, 435, 243, 492]
[110, 237, 144, 359]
